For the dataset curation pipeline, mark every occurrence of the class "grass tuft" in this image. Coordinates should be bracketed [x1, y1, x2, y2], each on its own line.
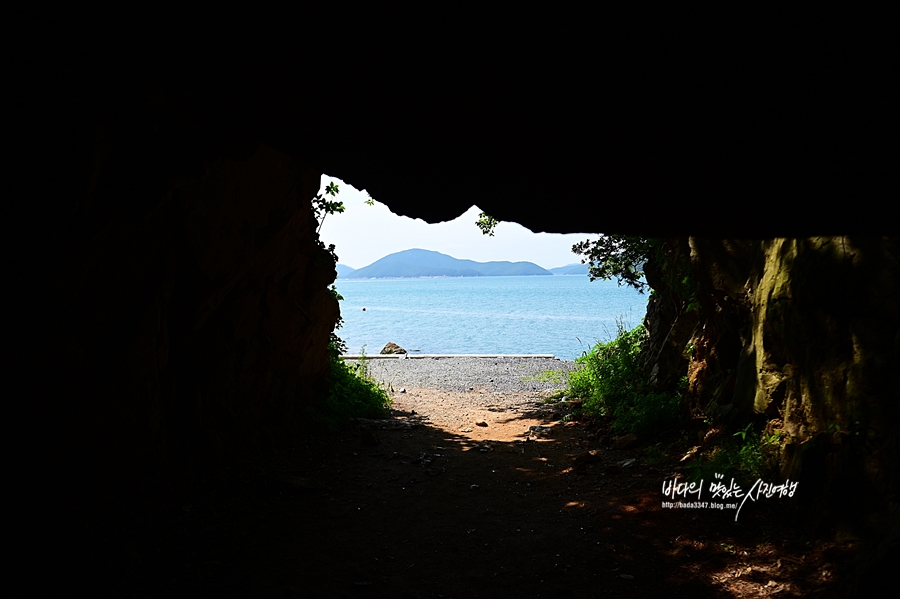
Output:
[312, 291, 393, 428]
[523, 369, 567, 385]
[313, 345, 392, 427]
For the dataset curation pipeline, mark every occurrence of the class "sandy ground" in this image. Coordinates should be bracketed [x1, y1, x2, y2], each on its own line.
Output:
[72, 386, 866, 598]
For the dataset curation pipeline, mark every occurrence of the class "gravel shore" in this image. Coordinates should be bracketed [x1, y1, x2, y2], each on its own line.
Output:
[343, 356, 579, 394]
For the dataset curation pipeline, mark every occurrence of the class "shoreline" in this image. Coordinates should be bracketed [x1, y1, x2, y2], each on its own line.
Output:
[341, 353, 566, 360]
[342, 355, 578, 395]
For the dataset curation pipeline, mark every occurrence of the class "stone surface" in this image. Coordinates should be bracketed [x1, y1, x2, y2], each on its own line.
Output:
[572, 450, 602, 466]
[612, 434, 639, 449]
[380, 342, 407, 354]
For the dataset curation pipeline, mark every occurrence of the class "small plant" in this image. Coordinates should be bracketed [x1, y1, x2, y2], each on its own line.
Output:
[327, 285, 348, 358]
[524, 369, 566, 385]
[733, 422, 753, 442]
[560, 404, 583, 423]
[354, 345, 371, 378]
[313, 180, 377, 266]
[684, 422, 780, 481]
[544, 389, 568, 402]
[314, 298, 392, 427]
[312, 182, 344, 233]
[476, 212, 499, 236]
[313, 182, 344, 265]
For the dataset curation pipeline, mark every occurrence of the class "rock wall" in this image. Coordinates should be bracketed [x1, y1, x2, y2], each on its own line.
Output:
[641, 237, 697, 396]
[743, 237, 898, 534]
[646, 236, 899, 536]
[47, 137, 339, 507]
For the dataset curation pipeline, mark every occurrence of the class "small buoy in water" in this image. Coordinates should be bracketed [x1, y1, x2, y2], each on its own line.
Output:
[362, 307, 366, 311]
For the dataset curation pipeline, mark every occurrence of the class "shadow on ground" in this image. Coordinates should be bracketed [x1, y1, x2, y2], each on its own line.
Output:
[54, 408, 880, 598]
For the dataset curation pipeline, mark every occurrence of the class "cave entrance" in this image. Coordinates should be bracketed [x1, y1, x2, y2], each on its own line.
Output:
[318, 176, 650, 362]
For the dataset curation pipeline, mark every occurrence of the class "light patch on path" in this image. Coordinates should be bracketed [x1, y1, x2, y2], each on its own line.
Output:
[390, 386, 563, 442]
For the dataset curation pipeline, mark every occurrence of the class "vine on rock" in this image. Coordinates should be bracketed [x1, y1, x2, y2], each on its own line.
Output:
[311, 181, 392, 424]
[313, 181, 344, 264]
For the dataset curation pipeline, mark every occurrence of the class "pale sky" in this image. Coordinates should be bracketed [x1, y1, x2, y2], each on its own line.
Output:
[317, 176, 597, 270]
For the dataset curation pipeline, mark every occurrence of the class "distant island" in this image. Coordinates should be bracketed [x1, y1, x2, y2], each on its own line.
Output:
[337, 249, 556, 279]
[335, 250, 592, 279]
[548, 263, 589, 275]
[335, 264, 357, 278]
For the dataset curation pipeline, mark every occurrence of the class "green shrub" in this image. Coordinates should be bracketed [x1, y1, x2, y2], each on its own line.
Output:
[567, 320, 685, 437]
[311, 288, 392, 427]
[320, 347, 392, 425]
[610, 391, 683, 436]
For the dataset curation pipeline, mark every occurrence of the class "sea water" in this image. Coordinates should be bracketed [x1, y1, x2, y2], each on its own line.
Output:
[332, 275, 649, 362]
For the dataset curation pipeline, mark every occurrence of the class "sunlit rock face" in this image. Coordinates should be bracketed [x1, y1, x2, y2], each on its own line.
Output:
[745, 237, 898, 532]
[652, 236, 900, 534]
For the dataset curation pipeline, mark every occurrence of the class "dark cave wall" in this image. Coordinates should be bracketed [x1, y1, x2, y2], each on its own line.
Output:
[12, 31, 897, 595]
[741, 237, 899, 532]
[641, 237, 698, 395]
[51, 132, 339, 499]
[40, 108, 898, 536]
[19, 44, 896, 543]
[645, 236, 900, 534]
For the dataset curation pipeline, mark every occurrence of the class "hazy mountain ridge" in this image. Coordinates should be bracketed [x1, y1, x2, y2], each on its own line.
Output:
[549, 263, 589, 275]
[335, 264, 357, 279]
[340, 249, 553, 278]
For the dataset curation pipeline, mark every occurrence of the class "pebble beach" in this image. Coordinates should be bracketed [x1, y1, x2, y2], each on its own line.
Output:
[343, 356, 579, 395]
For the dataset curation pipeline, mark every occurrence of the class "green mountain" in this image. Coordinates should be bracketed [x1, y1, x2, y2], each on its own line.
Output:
[343, 249, 553, 278]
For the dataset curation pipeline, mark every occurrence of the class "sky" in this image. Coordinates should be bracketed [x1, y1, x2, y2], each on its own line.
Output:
[317, 176, 598, 270]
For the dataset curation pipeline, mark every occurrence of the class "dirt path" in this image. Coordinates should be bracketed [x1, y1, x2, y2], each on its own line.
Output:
[98, 388, 859, 598]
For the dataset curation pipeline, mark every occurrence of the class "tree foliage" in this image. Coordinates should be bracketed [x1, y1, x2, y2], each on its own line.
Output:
[571, 235, 659, 293]
[476, 212, 499, 236]
[311, 181, 344, 264]
[473, 212, 658, 294]
[312, 181, 344, 233]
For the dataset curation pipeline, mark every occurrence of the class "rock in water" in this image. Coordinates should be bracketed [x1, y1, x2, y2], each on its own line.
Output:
[381, 342, 407, 354]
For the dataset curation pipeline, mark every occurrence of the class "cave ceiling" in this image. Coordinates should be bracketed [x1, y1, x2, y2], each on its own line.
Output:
[35, 46, 894, 238]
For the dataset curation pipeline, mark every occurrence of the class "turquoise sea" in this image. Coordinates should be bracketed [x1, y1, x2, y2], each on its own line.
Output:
[332, 275, 649, 362]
